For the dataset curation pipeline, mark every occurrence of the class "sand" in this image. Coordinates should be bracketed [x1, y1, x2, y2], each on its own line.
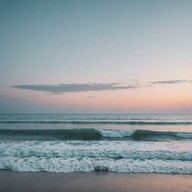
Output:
[0, 171, 192, 192]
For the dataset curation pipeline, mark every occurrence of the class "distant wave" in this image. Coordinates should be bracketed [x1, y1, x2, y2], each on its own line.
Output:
[0, 120, 192, 125]
[0, 128, 192, 141]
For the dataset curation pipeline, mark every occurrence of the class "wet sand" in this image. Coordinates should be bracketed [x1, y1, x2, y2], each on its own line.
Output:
[0, 171, 192, 192]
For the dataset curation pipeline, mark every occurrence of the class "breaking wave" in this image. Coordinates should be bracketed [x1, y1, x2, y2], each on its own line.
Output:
[0, 139, 192, 174]
[0, 128, 192, 141]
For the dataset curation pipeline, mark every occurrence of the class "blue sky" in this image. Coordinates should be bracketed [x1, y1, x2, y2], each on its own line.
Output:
[0, 0, 192, 113]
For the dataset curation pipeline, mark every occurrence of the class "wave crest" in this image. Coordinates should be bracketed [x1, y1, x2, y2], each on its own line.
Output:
[95, 128, 135, 138]
[0, 128, 192, 141]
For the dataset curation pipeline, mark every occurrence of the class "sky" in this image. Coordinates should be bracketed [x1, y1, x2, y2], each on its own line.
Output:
[0, 0, 192, 113]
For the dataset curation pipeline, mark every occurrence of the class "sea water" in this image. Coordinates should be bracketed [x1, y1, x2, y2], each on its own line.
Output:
[0, 113, 192, 174]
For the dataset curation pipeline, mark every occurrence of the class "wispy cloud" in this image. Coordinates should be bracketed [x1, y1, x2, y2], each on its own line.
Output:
[24, 95, 35, 98]
[151, 80, 190, 85]
[87, 96, 96, 99]
[11, 80, 191, 94]
[11, 83, 138, 94]
[49, 98, 59, 101]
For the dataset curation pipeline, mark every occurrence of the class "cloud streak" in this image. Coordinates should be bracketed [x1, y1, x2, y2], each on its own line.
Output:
[11, 83, 138, 94]
[11, 79, 191, 94]
[87, 96, 96, 99]
[151, 80, 190, 85]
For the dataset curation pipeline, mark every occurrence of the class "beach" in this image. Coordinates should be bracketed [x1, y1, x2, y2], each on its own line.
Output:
[0, 171, 192, 192]
[1, 0, 192, 190]
[1, 114, 192, 191]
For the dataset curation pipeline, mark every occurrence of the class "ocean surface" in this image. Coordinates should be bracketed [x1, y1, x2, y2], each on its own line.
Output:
[0, 113, 192, 174]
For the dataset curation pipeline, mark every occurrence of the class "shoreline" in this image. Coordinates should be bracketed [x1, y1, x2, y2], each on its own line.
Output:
[0, 171, 192, 192]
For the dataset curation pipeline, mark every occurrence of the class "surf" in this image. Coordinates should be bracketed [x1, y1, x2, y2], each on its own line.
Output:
[1, 120, 192, 125]
[0, 128, 192, 141]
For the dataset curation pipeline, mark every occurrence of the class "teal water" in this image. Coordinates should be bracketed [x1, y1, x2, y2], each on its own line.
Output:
[0, 113, 192, 174]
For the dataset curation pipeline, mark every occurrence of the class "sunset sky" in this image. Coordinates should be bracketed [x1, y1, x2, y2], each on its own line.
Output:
[0, 0, 192, 113]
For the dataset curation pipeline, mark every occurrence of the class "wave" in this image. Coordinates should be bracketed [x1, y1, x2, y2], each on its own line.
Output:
[0, 128, 192, 141]
[1, 141, 191, 161]
[98, 128, 192, 141]
[0, 139, 192, 174]
[0, 120, 192, 125]
[1, 156, 192, 174]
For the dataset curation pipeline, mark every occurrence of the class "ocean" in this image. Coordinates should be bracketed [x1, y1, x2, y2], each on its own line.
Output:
[0, 113, 192, 174]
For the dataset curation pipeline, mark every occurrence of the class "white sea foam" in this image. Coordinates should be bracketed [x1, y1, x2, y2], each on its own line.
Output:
[0, 140, 192, 159]
[0, 140, 192, 174]
[95, 128, 135, 137]
[0, 156, 192, 174]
